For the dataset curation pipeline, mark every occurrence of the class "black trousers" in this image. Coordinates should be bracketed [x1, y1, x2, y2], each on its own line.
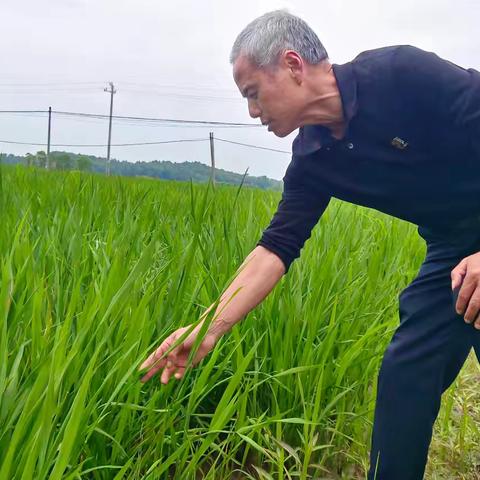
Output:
[368, 219, 480, 480]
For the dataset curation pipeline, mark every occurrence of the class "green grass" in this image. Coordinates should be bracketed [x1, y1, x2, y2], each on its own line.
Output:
[0, 164, 474, 479]
[426, 354, 480, 479]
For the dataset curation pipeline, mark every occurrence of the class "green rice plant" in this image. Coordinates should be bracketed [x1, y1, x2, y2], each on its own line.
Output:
[0, 164, 455, 479]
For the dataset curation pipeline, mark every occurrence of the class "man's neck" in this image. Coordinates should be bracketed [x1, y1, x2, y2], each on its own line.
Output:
[300, 62, 346, 138]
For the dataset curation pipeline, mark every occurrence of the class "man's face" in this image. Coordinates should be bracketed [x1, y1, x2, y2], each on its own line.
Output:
[232, 55, 304, 138]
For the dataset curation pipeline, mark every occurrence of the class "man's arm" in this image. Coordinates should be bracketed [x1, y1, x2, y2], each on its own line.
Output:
[140, 246, 284, 383]
[139, 172, 330, 383]
[203, 246, 284, 338]
[256, 173, 331, 273]
[210, 173, 331, 336]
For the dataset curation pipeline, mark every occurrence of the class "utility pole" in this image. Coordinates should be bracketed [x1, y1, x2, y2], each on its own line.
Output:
[46, 106, 52, 169]
[209, 132, 216, 186]
[104, 82, 116, 175]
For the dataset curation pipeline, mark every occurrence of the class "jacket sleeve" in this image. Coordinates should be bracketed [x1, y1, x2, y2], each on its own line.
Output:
[393, 45, 480, 156]
[257, 174, 330, 274]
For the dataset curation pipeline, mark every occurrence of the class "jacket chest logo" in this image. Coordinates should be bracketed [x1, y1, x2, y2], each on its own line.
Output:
[391, 137, 409, 150]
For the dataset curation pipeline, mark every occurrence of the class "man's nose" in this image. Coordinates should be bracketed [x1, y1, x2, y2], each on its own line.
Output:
[248, 99, 261, 119]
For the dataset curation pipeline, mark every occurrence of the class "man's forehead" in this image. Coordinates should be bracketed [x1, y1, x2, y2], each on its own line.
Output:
[233, 55, 258, 84]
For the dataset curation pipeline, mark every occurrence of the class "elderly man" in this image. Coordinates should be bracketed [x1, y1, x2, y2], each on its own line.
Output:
[140, 10, 480, 479]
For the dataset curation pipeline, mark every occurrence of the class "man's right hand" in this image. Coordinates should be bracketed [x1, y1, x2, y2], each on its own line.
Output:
[139, 323, 218, 384]
[138, 246, 285, 386]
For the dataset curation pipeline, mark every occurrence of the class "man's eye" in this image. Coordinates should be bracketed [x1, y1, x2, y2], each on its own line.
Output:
[248, 92, 258, 100]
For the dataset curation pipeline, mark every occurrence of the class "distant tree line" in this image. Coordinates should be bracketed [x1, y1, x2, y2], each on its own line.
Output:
[3, 151, 93, 171]
[0, 151, 282, 190]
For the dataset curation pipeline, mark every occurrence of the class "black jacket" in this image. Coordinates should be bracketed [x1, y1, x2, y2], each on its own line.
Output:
[258, 45, 480, 272]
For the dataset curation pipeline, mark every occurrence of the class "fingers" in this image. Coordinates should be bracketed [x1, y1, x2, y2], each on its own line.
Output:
[139, 337, 175, 383]
[456, 277, 476, 318]
[138, 324, 207, 385]
[452, 255, 480, 328]
[174, 365, 186, 380]
[160, 358, 179, 384]
[451, 258, 467, 291]
[140, 351, 168, 383]
[466, 291, 480, 327]
[139, 345, 167, 372]
[139, 330, 191, 384]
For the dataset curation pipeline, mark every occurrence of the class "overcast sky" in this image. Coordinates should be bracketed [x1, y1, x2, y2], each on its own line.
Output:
[1, 0, 479, 180]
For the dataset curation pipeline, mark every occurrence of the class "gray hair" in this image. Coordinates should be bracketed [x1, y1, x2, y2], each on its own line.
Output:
[230, 10, 328, 67]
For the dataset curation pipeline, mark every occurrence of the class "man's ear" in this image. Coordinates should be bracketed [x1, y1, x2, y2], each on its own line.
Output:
[283, 50, 304, 85]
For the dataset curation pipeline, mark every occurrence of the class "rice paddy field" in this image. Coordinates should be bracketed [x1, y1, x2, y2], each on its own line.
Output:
[1, 164, 479, 479]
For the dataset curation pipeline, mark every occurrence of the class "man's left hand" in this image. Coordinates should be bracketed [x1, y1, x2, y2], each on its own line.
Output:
[451, 251, 480, 327]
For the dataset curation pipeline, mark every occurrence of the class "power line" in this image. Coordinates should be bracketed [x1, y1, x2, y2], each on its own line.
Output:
[0, 111, 254, 128]
[215, 137, 290, 154]
[119, 88, 243, 103]
[116, 80, 239, 93]
[2, 113, 251, 129]
[0, 110, 48, 114]
[0, 85, 101, 92]
[0, 138, 209, 147]
[0, 136, 289, 154]
[52, 110, 261, 127]
[0, 81, 241, 98]
[0, 110, 259, 126]
[0, 109, 290, 155]
[52, 117, 258, 129]
[0, 81, 103, 87]
[0, 109, 262, 127]
[0, 80, 237, 91]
